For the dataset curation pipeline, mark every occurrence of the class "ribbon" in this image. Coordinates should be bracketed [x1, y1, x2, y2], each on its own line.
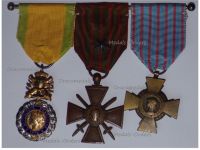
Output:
[131, 3, 186, 72]
[17, 4, 75, 65]
[74, 3, 128, 73]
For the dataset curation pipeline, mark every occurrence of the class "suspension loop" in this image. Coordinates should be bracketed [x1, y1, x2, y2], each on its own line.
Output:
[88, 69, 108, 85]
[34, 62, 54, 70]
[151, 69, 166, 78]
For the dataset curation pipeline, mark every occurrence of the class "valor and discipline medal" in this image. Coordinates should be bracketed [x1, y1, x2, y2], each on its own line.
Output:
[16, 99, 57, 141]
[15, 4, 75, 141]
[16, 65, 57, 141]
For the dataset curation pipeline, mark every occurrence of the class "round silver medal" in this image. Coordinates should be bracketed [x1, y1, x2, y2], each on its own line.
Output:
[16, 100, 57, 141]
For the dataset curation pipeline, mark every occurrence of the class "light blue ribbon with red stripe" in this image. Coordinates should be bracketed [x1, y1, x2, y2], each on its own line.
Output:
[131, 3, 186, 72]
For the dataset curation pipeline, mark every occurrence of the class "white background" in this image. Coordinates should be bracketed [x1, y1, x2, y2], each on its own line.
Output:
[2, 0, 198, 148]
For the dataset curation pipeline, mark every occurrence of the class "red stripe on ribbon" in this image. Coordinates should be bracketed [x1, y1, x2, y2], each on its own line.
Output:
[89, 6, 94, 69]
[163, 5, 168, 71]
[147, 6, 152, 69]
[114, 5, 122, 69]
[155, 5, 160, 69]
[79, 7, 87, 65]
[132, 5, 136, 52]
[181, 6, 185, 51]
[74, 6, 82, 62]
[139, 5, 144, 63]
[172, 5, 176, 62]
[98, 6, 103, 71]
[106, 6, 113, 72]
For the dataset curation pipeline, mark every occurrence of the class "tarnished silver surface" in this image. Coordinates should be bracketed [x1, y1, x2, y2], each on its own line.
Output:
[16, 100, 57, 141]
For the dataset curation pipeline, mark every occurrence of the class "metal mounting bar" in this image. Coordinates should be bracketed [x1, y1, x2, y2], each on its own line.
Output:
[7, 2, 19, 10]
[7, 2, 196, 11]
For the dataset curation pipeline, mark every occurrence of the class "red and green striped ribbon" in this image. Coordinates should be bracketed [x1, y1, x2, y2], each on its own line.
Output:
[74, 3, 128, 73]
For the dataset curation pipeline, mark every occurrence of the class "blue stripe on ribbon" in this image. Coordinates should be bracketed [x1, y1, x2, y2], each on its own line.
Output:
[142, 5, 149, 68]
[167, 5, 173, 68]
[134, 5, 141, 59]
[131, 3, 186, 72]
[159, 5, 165, 70]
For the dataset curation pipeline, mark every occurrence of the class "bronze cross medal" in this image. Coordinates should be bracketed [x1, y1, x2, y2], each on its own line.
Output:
[124, 76, 180, 133]
[66, 73, 124, 143]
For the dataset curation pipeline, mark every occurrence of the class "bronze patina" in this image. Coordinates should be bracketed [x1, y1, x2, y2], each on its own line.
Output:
[124, 76, 180, 133]
[66, 73, 124, 143]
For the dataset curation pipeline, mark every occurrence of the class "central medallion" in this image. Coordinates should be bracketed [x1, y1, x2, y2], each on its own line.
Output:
[26, 110, 46, 132]
[136, 89, 167, 121]
[85, 106, 104, 126]
[124, 76, 180, 133]
[66, 73, 124, 144]
[16, 100, 57, 141]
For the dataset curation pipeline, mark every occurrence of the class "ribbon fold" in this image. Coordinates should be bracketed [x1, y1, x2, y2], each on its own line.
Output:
[17, 4, 75, 65]
[74, 3, 128, 73]
[131, 3, 186, 72]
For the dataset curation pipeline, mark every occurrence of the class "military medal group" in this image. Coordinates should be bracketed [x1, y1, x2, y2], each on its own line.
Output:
[11, 2, 192, 144]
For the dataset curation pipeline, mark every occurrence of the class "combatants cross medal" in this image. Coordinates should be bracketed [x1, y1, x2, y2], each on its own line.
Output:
[125, 3, 187, 133]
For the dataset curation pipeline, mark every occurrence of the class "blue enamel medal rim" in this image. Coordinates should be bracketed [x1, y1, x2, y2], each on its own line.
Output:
[21, 105, 50, 135]
[16, 99, 56, 139]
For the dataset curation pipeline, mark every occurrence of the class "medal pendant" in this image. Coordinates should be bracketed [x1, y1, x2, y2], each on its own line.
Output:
[16, 100, 56, 141]
[16, 68, 57, 141]
[124, 76, 180, 133]
[66, 73, 124, 144]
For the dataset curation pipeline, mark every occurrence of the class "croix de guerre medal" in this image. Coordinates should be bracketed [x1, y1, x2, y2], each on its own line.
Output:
[66, 3, 128, 144]
[124, 3, 187, 133]
[15, 4, 75, 141]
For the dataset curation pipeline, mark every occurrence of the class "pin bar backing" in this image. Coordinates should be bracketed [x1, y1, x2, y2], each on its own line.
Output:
[7, 2, 196, 11]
